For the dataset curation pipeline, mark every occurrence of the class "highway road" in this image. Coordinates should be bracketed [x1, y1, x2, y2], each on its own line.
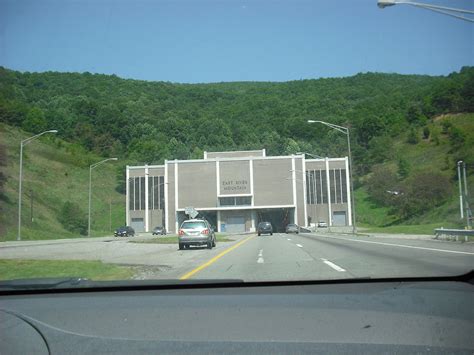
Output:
[179, 232, 474, 281]
[1, 232, 473, 281]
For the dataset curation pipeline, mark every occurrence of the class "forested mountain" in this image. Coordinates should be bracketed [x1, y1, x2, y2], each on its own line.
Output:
[0, 66, 473, 234]
[1, 66, 472, 173]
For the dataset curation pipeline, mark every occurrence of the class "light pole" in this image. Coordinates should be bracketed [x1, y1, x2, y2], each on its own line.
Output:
[462, 163, 472, 229]
[296, 152, 324, 159]
[88, 158, 118, 237]
[307, 120, 357, 234]
[377, 0, 474, 22]
[17, 130, 58, 241]
[457, 161, 464, 220]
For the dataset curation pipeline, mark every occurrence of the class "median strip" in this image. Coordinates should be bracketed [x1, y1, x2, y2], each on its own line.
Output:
[179, 236, 254, 280]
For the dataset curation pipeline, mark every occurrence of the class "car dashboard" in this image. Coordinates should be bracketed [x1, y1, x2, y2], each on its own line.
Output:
[1, 275, 473, 354]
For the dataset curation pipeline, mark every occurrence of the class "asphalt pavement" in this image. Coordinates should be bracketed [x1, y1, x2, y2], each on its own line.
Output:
[191, 232, 474, 281]
[1, 232, 473, 281]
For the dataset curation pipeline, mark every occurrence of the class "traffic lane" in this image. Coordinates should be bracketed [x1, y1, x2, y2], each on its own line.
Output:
[292, 233, 474, 278]
[328, 233, 474, 253]
[185, 233, 353, 281]
[295, 233, 474, 277]
[301, 233, 474, 259]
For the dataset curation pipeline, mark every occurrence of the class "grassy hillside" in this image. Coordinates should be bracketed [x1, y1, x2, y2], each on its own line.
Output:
[357, 113, 474, 233]
[0, 123, 126, 241]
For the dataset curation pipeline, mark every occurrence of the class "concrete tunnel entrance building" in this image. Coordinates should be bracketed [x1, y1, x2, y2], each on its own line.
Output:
[126, 149, 352, 234]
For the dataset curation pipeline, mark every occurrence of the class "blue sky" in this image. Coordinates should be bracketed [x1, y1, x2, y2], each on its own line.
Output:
[0, 0, 472, 83]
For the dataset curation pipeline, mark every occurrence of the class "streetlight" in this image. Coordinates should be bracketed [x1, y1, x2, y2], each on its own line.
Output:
[88, 158, 118, 237]
[457, 161, 465, 220]
[377, 0, 474, 22]
[457, 160, 472, 229]
[17, 129, 58, 241]
[307, 120, 356, 234]
[296, 152, 324, 159]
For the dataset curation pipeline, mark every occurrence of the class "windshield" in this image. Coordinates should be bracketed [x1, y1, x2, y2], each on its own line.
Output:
[0, 0, 473, 288]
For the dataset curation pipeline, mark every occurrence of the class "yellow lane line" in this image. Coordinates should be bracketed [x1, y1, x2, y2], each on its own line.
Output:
[179, 235, 255, 280]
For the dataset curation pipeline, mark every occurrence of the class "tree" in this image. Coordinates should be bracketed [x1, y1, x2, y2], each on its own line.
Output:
[168, 138, 189, 160]
[284, 138, 300, 155]
[368, 135, 392, 164]
[115, 165, 126, 194]
[58, 201, 88, 235]
[397, 158, 410, 179]
[353, 115, 386, 148]
[395, 171, 452, 219]
[440, 120, 452, 134]
[406, 104, 426, 126]
[0, 143, 7, 237]
[366, 165, 399, 206]
[407, 128, 419, 145]
[459, 67, 474, 112]
[422, 126, 430, 140]
[128, 139, 168, 165]
[448, 126, 466, 151]
[21, 107, 47, 133]
[190, 146, 204, 159]
[431, 81, 462, 113]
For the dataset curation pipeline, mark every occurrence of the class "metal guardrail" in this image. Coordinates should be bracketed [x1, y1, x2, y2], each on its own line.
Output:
[434, 228, 474, 242]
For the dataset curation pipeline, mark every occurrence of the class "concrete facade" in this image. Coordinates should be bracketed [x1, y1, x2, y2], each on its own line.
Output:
[126, 150, 352, 234]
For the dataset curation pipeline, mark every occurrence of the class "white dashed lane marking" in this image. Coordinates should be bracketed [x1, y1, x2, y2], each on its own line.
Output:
[257, 249, 264, 264]
[321, 258, 346, 272]
[296, 244, 303, 248]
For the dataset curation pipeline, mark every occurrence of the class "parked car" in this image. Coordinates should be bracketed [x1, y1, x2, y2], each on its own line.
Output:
[178, 219, 216, 250]
[257, 221, 273, 236]
[114, 226, 135, 237]
[317, 220, 328, 228]
[285, 223, 299, 234]
[152, 226, 166, 235]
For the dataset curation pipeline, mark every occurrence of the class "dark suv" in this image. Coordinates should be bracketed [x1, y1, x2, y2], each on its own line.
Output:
[257, 222, 273, 236]
[114, 226, 135, 237]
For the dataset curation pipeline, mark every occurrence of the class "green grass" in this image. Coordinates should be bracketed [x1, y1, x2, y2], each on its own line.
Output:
[0, 259, 135, 281]
[354, 188, 397, 227]
[131, 234, 234, 244]
[355, 187, 465, 235]
[0, 124, 127, 241]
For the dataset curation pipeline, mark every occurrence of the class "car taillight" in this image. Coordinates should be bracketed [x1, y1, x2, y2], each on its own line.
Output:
[178, 230, 184, 236]
[202, 229, 209, 235]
